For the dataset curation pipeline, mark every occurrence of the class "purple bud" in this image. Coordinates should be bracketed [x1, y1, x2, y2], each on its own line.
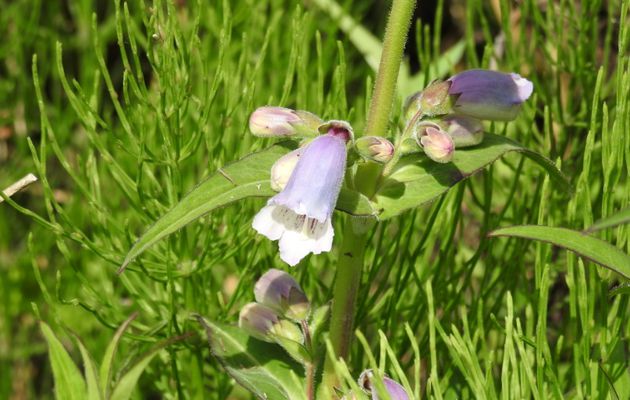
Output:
[254, 269, 310, 321]
[440, 115, 484, 147]
[448, 69, 533, 121]
[415, 124, 455, 164]
[249, 106, 322, 137]
[355, 136, 395, 163]
[358, 370, 410, 400]
[238, 303, 280, 342]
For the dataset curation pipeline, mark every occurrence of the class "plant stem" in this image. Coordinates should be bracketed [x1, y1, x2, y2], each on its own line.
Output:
[302, 320, 315, 400]
[323, 1, 416, 393]
[365, 0, 416, 138]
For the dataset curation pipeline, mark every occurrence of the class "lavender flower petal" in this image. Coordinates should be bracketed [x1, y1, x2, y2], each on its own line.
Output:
[448, 69, 533, 121]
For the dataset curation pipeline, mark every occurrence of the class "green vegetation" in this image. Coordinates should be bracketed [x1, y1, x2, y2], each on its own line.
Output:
[1, 0, 628, 398]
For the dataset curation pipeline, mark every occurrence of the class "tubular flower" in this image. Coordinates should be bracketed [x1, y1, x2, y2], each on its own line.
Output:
[252, 122, 350, 266]
[448, 69, 534, 121]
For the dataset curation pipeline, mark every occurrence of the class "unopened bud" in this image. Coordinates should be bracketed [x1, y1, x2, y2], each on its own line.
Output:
[405, 81, 453, 119]
[358, 370, 410, 400]
[249, 106, 322, 137]
[270, 148, 303, 191]
[447, 69, 533, 121]
[254, 269, 310, 321]
[354, 136, 395, 163]
[440, 115, 484, 147]
[318, 120, 354, 143]
[238, 303, 280, 342]
[415, 124, 455, 164]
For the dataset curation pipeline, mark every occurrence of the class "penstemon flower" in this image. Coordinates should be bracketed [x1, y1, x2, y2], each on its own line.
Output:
[252, 121, 351, 266]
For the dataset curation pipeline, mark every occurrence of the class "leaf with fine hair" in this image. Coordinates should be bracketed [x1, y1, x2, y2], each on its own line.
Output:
[375, 134, 569, 220]
[489, 225, 630, 279]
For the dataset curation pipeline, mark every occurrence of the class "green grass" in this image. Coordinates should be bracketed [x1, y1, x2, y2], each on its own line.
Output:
[1, 0, 628, 398]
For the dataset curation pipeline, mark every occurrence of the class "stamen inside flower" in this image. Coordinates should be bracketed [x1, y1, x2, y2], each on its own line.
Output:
[253, 204, 334, 266]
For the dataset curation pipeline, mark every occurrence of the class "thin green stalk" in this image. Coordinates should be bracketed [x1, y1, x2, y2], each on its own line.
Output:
[322, 0, 416, 393]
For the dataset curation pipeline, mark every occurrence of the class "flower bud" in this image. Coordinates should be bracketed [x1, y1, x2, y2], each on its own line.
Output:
[440, 115, 484, 147]
[447, 69, 533, 121]
[254, 269, 310, 321]
[415, 124, 455, 164]
[358, 370, 410, 400]
[238, 302, 280, 342]
[404, 80, 453, 119]
[270, 148, 303, 191]
[354, 136, 395, 163]
[249, 106, 322, 137]
[318, 120, 353, 143]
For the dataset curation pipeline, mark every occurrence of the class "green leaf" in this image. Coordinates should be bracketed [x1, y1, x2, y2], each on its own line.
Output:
[489, 225, 630, 279]
[99, 313, 137, 399]
[40, 322, 87, 400]
[109, 348, 162, 400]
[197, 316, 307, 400]
[586, 208, 630, 233]
[121, 143, 375, 271]
[375, 134, 569, 220]
[108, 332, 191, 400]
[75, 337, 103, 400]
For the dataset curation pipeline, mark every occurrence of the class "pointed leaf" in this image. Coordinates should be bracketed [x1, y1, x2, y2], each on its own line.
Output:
[40, 322, 87, 400]
[109, 333, 192, 400]
[489, 225, 630, 279]
[586, 208, 630, 233]
[99, 313, 137, 399]
[108, 350, 161, 400]
[197, 316, 307, 400]
[375, 134, 569, 219]
[75, 337, 103, 400]
[121, 143, 375, 271]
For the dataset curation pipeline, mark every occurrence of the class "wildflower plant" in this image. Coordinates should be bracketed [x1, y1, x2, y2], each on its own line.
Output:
[2, 0, 629, 399]
[115, 0, 573, 397]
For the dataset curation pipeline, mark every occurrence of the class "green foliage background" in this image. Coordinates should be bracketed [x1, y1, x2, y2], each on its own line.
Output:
[1, 0, 628, 398]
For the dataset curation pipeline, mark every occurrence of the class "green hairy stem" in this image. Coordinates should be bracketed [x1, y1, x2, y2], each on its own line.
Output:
[323, 0, 417, 394]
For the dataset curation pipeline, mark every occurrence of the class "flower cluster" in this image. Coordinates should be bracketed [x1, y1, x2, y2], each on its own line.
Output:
[403, 69, 533, 163]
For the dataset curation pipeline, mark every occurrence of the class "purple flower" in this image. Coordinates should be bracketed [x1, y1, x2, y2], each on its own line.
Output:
[448, 69, 533, 121]
[252, 122, 350, 266]
[358, 370, 410, 400]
